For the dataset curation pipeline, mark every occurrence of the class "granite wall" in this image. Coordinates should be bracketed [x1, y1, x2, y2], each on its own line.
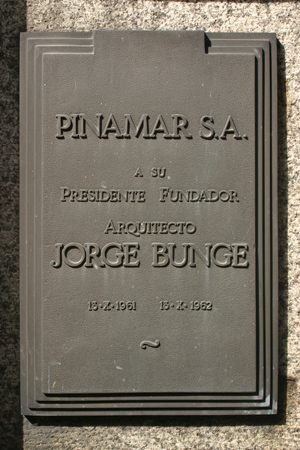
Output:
[0, 1, 299, 449]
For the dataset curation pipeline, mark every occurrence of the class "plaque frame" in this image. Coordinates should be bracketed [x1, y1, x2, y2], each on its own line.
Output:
[20, 31, 278, 416]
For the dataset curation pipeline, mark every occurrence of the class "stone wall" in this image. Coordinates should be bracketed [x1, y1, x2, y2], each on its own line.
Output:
[1, 1, 299, 449]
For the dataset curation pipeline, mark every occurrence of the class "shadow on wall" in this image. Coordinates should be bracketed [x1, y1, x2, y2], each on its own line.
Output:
[0, 2, 288, 447]
[0, 0, 26, 449]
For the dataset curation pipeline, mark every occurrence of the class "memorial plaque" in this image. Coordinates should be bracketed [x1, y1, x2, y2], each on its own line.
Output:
[20, 31, 278, 415]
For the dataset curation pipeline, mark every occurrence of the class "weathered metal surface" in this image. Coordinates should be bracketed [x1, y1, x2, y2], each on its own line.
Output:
[20, 31, 278, 415]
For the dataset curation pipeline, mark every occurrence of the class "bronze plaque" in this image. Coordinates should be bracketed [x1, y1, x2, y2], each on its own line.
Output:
[20, 31, 278, 415]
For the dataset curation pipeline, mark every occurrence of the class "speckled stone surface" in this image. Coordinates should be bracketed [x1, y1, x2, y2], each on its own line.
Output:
[0, 1, 26, 449]
[1, 1, 299, 449]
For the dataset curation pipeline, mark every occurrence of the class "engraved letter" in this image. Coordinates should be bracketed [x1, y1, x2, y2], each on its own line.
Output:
[229, 190, 239, 202]
[123, 114, 150, 138]
[102, 243, 124, 267]
[56, 114, 72, 138]
[123, 243, 140, 267]
[79, 113, 103, 138]
[211, 244, 233, 267]
[171, 114, 192, 139]
[60, 187, 71, 202]
[104, 219, 117, 234]
[220, 115, 241, 140]
[152, 243, 169, 267]
[150, 115, 171, 139]
[102, 114, 123, 138]
[185, 222, 197, 234]
[199, 116, 215, 139]
[189, 243, 212, 267]
[232, 244, 249, 268]
[134, 167, 143, 177]
[168, 243, 189, 267]
[84, 243, 105, 268]
[50, 243, 63, 268]
[63, 243, 86, 268]
[159, 187, 169, 202]
[70, 114, 80, 138]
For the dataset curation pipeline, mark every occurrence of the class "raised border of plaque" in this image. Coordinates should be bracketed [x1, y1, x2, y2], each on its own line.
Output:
[20, 31, 278, 415]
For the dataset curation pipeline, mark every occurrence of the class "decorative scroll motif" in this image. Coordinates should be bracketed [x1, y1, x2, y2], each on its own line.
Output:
[140, 340, 160, 350]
